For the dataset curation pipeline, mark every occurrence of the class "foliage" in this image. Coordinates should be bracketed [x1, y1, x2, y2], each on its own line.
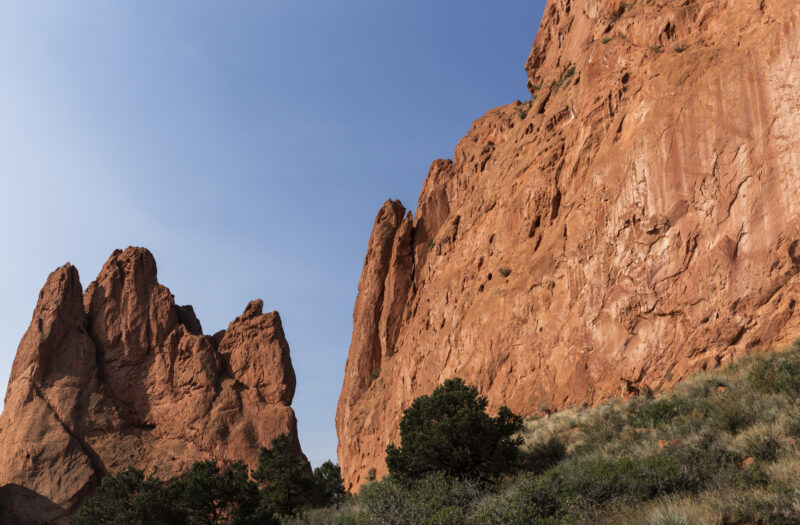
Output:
[311, 461, 346, 509]
[519, 435, 565, 473]
[254, 434, 313, 517]
[76, 345, 800, 525]
[72, 462, 270, 525]
[73, 433, 344, 525]
[291, 345, 800, 524]
[71, 468, 184, 525]
[515, 101, 531, 119]
[358, 472, 480, 525]
[550, 65, 576, 92]
[179, 460, 263, 525]
[385, 378, 523, 481]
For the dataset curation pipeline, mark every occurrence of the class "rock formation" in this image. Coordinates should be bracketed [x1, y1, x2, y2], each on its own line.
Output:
[0, 247, 304, 513]
[0, 484, 68, 525]
[337, 0, 800, 490]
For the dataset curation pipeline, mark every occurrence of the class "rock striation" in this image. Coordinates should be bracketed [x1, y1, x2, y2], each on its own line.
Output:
[0, 247, 304, 513]
[337, 0, 800, 490]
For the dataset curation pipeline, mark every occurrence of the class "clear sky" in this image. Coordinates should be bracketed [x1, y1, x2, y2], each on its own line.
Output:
[0, 1, 546, 468]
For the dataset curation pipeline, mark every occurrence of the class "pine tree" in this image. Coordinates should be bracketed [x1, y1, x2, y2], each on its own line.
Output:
[311, 460, 346, 508]
[253, 433, 312, 517]
[385, 378, 523, 481]
[70, 468, 184, 525]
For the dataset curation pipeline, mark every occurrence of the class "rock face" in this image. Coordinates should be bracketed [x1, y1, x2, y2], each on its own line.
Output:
[0, 484, 68, 525]
[337, 0, 800, 490]
[0, 247, 303, 513]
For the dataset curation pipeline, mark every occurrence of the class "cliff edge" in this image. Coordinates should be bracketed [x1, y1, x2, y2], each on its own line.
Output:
[337, 0, 800, 490]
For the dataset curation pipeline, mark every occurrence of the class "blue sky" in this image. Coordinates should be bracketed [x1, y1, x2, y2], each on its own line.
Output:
[0, 1, 546, 468]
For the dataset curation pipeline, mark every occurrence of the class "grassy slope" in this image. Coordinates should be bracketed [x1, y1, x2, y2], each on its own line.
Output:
[515, 344, 800, 524]
[289, 344, 800, 524]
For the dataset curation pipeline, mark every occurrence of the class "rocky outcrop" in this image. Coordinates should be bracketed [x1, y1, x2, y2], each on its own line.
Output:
[0, 484, 68, 525]
[0, 247, 303, 512]
[337, 0, 800, 490]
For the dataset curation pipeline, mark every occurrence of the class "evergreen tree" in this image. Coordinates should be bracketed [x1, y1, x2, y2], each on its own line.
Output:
[253, 433, 312, 517]
[70, 468, 184, 525]
[385, 377, 523, 481]
[311, 460, 346, 508]
[178, 460, 261, 525]
[72, 434, 320, 523]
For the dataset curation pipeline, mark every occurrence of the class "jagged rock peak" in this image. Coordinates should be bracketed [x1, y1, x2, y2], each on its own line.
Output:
[0, 246, 304, 514]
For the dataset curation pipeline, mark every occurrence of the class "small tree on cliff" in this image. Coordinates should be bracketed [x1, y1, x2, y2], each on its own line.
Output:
[385, 377, 523, 481]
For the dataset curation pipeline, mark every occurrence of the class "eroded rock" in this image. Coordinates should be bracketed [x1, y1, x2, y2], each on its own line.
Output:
[0, 247, 304, 512]
[337, 0, 800, 490]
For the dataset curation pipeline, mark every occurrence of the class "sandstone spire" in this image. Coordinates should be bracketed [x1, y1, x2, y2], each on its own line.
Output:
[0, 247, 304, 514]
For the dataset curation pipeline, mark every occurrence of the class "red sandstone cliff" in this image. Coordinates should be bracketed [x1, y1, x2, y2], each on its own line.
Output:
[0, 247, 304, 514]
[337, 0, 800, 490]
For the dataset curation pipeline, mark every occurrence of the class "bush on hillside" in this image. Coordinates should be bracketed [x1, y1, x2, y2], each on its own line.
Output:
[385, 377, 523, 481]
[358, 471, 480, 525]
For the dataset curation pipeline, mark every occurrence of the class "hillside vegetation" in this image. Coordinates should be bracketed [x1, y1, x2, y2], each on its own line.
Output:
[291, 343, 800, 525]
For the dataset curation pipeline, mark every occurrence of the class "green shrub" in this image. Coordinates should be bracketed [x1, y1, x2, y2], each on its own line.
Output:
[474, 474, 568, 525]
[551, 65, 577, 92]
[516, 101, 531, 119]
[424, 505, 466, 525]
[71, 468, 185, 525]
[280, 506, 361, 525]
[358, 472, 478, 525]
[557, 454, 688, 507]
[708, 397, 756, 434]
[786, 416, 800, 437]
[385, 378, 523, 481]
[83, 345, 800, 524]
[749, 352, 800, 395]
[744, 432, 782, 461]
[628, 398, 687, 428]
[521, 436, 566, 473]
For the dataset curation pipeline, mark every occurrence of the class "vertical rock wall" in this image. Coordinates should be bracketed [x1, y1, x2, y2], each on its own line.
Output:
[337, 0, 800, 490]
